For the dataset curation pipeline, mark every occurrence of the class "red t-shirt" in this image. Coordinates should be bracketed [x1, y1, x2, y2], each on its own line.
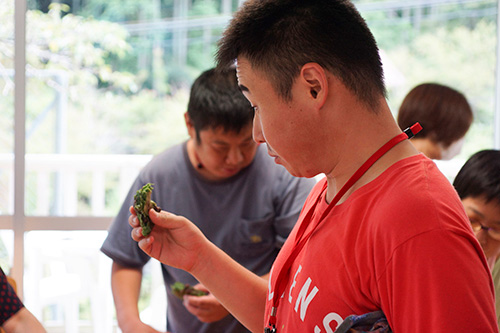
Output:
[265, 155, 497, 332]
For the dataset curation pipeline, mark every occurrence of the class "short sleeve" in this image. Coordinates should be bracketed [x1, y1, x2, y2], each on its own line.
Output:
[0, 269, 24, 325]
[378, 230, 497, 332]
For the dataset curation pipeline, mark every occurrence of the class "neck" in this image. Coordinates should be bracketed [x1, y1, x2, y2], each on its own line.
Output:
[410, 138, 441, 160]
[323, 103, 419, 204]
[186, 139, 203, 170]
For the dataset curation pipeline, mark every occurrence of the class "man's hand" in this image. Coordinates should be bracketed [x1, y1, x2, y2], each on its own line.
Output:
[129, 207, 209, 274]
[183, 284, 230, 323]
[130, 206, 268, 332]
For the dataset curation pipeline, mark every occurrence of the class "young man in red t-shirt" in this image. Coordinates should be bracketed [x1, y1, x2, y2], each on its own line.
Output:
[129, 1, 498, 332]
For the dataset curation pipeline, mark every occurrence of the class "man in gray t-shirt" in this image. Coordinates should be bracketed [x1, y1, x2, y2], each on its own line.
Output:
[101, 68, 315, 333]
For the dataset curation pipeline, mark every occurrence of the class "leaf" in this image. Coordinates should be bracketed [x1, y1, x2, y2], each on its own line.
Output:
[170, 282, 208, 300]
[133, 183, 160, 236]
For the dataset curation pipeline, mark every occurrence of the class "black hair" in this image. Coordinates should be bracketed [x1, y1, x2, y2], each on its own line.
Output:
[453, 150, 500, 204]
[187, 67, 253, 141]
[216, 0, 386, 108]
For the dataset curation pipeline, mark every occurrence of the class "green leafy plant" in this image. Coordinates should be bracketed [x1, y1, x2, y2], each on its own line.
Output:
[170, 282, 208, 300]
[133, 183, 161, 236]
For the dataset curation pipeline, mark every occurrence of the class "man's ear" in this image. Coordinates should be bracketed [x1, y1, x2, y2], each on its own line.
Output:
[300, 63, 328, 107]
[184, 112, 195, 138]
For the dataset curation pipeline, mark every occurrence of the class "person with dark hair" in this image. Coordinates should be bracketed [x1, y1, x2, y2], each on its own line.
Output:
[129, 1, 497, 332]
[101, 67, 315, 333]
[397, 83, 473, 160]
[453, 150, 500, 330]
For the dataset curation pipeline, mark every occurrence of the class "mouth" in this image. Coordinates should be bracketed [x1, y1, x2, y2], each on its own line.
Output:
[267, 151, 281, 165]
[222, 166, 241, 175]
[267, 148, 277, 158]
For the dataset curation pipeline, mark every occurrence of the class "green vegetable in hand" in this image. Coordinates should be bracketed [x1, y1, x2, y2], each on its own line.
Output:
[171, 282, 208, 300]
[133, 183, 161, 236]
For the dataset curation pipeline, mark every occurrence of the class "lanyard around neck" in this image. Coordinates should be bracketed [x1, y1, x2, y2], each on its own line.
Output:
[265, 123, 422, 333]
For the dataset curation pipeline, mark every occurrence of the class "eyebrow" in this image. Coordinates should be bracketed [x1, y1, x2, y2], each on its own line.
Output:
[469, 207, 485, 219]
[469, 206, 500, 226]
[213, 135, 253, 145]
[239, 84, 249, 92]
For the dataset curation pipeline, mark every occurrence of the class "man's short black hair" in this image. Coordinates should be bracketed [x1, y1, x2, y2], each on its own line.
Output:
[216, 0, 386, 108]
[187, 67, 253, 140]
[453, 150, 500, 204]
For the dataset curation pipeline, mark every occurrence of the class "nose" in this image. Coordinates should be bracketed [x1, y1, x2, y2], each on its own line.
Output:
[226, 146, 244, 165]
[252, 112, 265, 144]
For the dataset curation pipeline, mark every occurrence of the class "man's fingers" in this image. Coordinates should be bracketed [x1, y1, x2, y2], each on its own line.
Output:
[185, 295, 206, 308]
[193, 283, 209, 292]
[149, 209, 184, 229]
[130, 218, 139, 229]
[131, 225, 144, 241]
[138, 235, 153, 253]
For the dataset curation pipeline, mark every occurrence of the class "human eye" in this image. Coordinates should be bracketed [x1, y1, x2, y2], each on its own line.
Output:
[468, 216, 481, 229]
[490, 224, 500, 234]
[213, 143, 229, 153]
[243, 140, 254, 146]
[240, 140, 255, 149]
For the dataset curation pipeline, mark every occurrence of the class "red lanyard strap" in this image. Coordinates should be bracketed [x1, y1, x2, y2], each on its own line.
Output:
[266, 123, 421, 331]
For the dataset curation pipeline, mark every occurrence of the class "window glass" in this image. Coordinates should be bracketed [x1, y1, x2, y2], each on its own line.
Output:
[0, 2, 14, 215]
[23, 231, 112, 330]
[23, 1, 205, 216]
[0, 231, 14, 275]
[355, 0, 497, 178]
[23, 231, 165, 331]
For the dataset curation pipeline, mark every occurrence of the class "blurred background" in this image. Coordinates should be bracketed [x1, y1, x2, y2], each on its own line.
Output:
[1, 0, 499, 331]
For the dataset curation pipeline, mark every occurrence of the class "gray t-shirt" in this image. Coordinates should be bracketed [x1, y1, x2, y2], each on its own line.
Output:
[101, 142, 315, 333]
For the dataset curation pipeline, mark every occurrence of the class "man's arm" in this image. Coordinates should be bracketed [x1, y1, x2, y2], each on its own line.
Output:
[2, 308, 46, 333]
[131, 208, 268, 333]
[111, 262, 162, 333]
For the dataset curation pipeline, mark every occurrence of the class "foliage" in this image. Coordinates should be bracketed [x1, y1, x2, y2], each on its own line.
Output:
[133, 183, 160, 236]
[171, 281, 208, 299]
[27, 4, 134, 91]
[85, 89, 189, 154]
[0, 3, 140, 153]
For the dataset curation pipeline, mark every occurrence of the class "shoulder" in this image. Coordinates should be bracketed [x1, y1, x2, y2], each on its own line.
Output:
[349, 155, 471, 246]
[365, 155, 465, 221]
[138, 142, 187, 181]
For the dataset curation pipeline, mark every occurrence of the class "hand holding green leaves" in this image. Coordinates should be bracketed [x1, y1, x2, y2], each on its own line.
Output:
[133, 183, 161, 236]
[171, 282, 208, 300]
